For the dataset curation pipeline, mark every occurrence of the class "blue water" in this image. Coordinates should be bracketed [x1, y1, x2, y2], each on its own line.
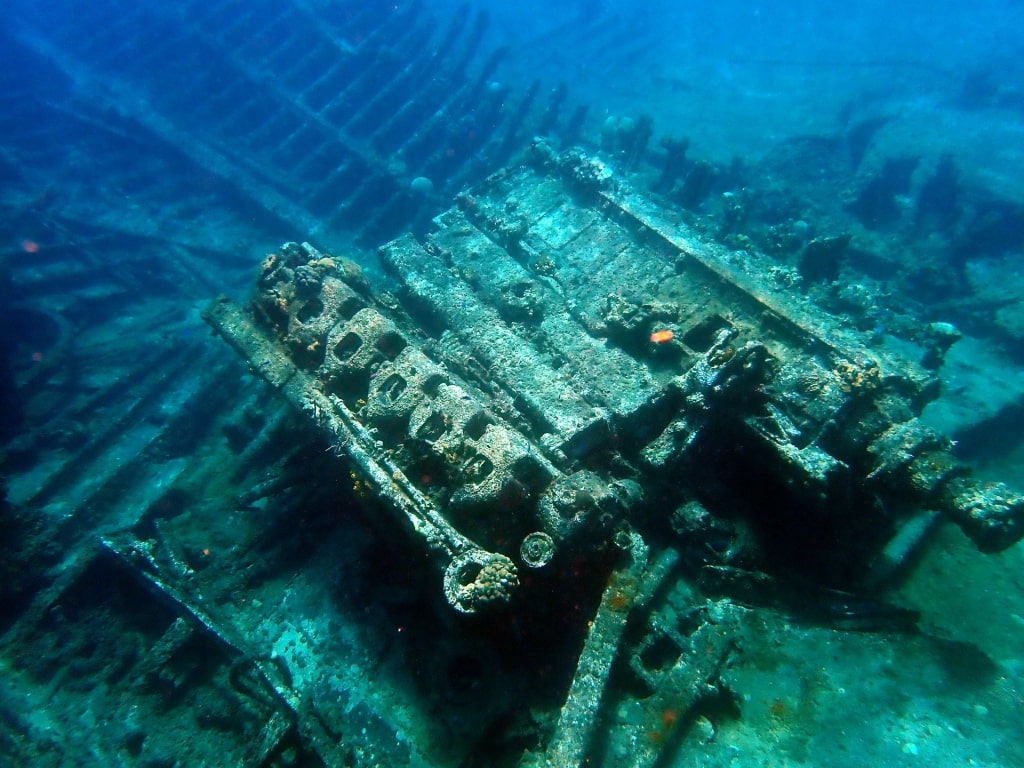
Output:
[2, 1, 1024, 766]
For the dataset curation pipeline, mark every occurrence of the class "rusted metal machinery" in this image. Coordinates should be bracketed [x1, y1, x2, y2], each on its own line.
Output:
[196, 138, 1024, 764]
[207, 138, 1023, 615]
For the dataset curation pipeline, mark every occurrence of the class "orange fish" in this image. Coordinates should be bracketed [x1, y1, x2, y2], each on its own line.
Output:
[649, 329, 674, 343]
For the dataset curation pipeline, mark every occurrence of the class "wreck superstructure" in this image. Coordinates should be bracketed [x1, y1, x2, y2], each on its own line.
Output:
[3, 1, 1024, 765]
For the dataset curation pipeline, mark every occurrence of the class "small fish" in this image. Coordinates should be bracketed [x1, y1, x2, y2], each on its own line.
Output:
[650, 329, 675, 344]
[794, 590, 921, 633]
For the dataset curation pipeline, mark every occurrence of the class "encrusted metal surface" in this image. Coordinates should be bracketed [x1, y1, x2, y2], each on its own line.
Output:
[206, 139, 1024, 623]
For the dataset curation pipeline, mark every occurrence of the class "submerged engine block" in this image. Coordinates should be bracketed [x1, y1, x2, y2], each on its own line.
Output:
[205, 138, 1024, 613]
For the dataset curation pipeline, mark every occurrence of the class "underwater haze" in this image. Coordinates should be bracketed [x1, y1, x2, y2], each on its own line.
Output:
[2, 1, 1024, 767]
